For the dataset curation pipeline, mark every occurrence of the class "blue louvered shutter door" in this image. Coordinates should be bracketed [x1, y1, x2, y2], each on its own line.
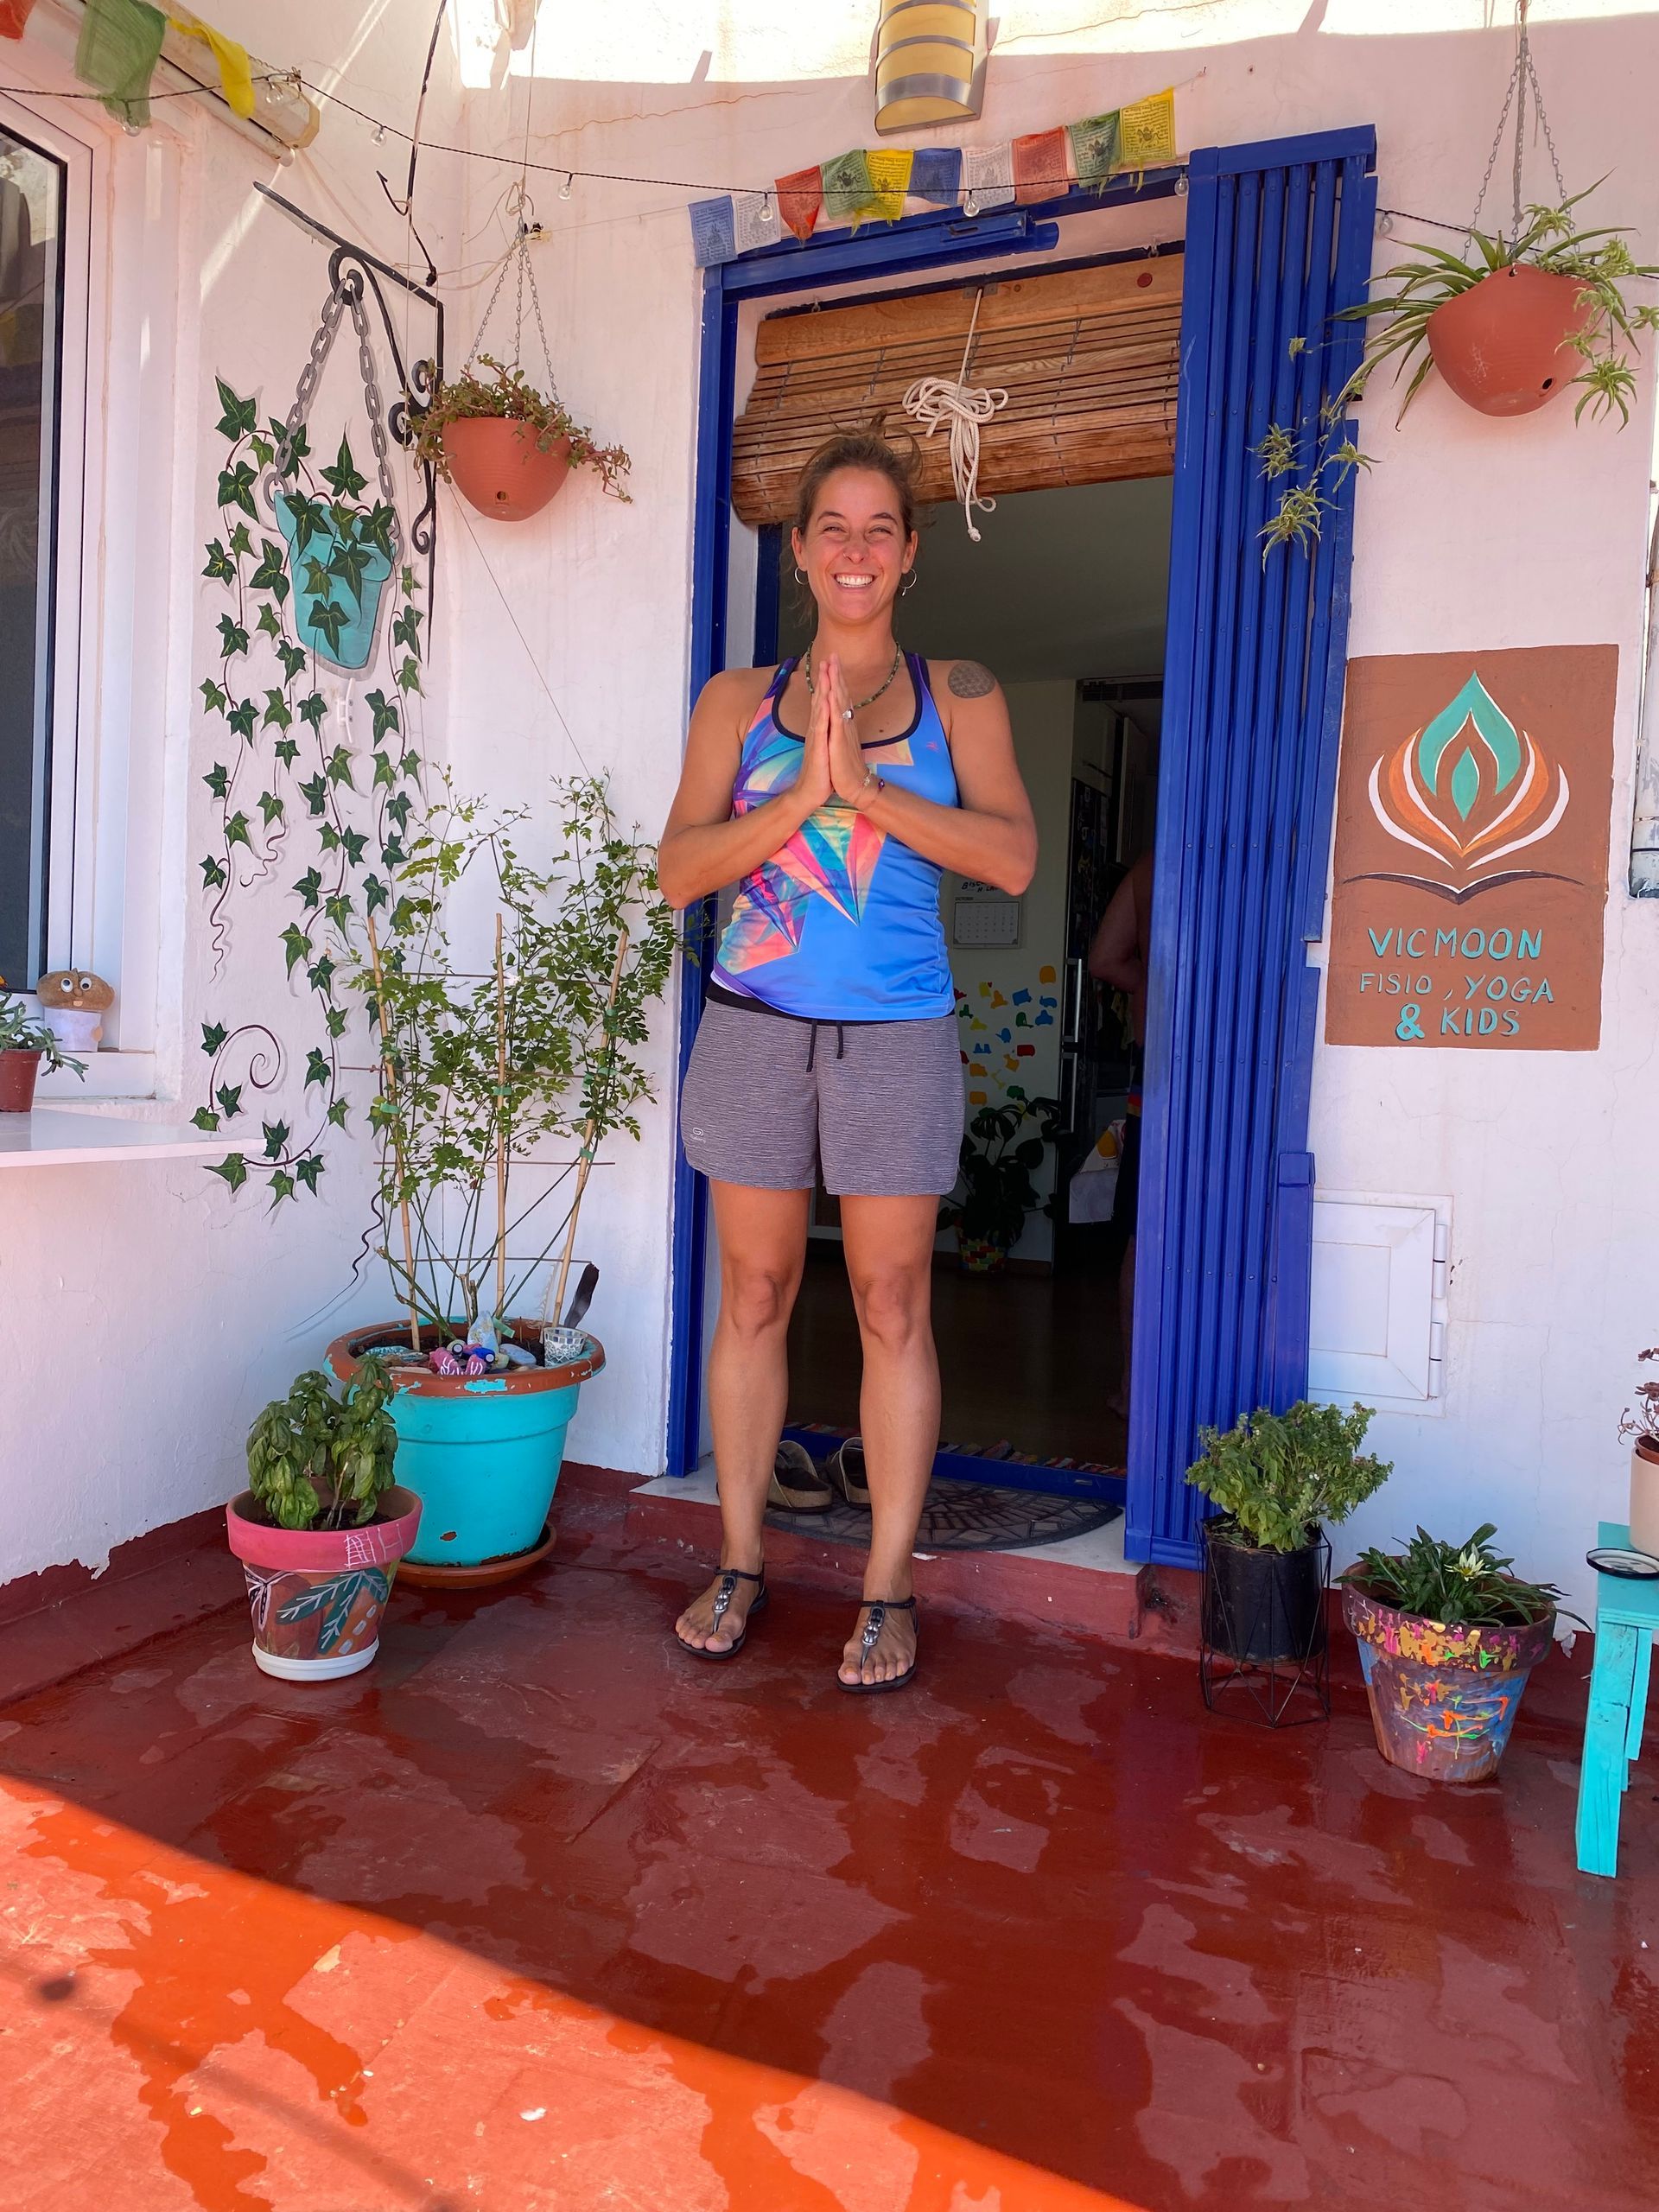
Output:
[1126, 129, 1378, 1567]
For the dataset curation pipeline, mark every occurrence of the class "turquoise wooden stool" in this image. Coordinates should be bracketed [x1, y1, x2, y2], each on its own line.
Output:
[1575, 1522, 1659, 1878]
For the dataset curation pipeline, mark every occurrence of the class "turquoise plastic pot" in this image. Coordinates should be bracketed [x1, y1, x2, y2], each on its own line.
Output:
[327, 1324, 604, 1569]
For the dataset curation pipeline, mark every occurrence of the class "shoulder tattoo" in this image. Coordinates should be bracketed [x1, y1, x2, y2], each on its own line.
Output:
[947, 659, 997, 699]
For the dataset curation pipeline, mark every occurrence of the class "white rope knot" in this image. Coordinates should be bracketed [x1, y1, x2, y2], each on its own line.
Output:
[901, 289, 1007, 543]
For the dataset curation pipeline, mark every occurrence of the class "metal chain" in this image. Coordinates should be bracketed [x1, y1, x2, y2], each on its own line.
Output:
[346, 280, 403, 537]
[1469, 0, 1566, 244]
[461, 181, 560, 399]
[264, 276, 401, 565]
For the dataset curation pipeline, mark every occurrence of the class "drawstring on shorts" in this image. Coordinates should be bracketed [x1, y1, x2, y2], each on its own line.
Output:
[804, 1021, 847, 1073]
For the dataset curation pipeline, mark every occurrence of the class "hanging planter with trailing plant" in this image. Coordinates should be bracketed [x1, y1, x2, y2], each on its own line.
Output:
[411, 201, 629, 522]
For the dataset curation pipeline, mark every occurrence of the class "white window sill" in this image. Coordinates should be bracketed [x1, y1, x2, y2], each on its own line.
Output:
[0, 1108, 223, 1169]
[36, 1052, 157, 1102]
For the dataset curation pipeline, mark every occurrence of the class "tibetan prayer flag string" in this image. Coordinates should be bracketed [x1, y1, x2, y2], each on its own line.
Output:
[687, 194, 736, 269]
[909, 145, 963, 207]
[729, 188, 777, 256]
[168, 13, 256, 118]
[776, 164, 823, 242]
[1068, 111, 1121, 189]
[961, 142, 1014, 213]
[1012, 127, 1071, 204]
[820, 149, 873, 226]
[861, 148, 913, 224]
[75, 0, 167, 127]
[0, 0, 39, 40]
[1117, 87, 1178, 170]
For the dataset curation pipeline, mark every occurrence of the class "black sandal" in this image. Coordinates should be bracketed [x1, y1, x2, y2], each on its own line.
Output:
[676, 1567, 768, 1662]
[838, 1595, 918, 1695]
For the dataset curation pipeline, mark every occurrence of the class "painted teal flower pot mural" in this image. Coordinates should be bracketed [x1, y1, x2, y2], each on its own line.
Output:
[327, 1325, 606, 1581]
[274, 436, 397, 673]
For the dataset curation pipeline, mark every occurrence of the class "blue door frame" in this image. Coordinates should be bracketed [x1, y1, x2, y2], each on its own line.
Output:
[666, 131, 1377, 1565]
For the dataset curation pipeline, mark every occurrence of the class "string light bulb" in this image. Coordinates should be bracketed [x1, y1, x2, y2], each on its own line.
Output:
[1376, 209, 1394, 235]
[559, 171, 573, 200]
[372, 122, 386, 144]
[760, 192, 773, 224]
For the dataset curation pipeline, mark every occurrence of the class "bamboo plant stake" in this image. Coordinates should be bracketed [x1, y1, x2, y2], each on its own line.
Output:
[365, 913, 422, 1352]
[549, 908, 631, 1333]
[493, 911, 509, 1328]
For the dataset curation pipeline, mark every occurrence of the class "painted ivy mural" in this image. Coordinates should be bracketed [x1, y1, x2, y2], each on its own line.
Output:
[194, 267, 432, 1205]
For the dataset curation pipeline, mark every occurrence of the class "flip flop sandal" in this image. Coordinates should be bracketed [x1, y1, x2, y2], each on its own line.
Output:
[768, 1440, 833, 1513]
[676, 1567, 768, 1662]
[825, 1437, 871, 1510]
[839, 1595, 918, 1695]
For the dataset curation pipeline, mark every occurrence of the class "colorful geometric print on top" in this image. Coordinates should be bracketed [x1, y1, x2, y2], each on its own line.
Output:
[713, 654, 960, 1021]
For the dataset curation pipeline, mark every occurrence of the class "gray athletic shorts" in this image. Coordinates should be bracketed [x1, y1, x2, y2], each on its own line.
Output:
[681, 995, 964, 1197]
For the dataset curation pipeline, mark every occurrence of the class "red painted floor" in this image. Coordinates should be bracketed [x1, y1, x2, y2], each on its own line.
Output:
[2, 1534, 1656, 2211]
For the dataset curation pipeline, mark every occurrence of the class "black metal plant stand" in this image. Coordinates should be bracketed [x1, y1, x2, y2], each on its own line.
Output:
[1198, 1523, 1332, 1727]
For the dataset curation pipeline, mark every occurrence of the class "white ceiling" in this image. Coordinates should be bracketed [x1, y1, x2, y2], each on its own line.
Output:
[779, 474, 1172, 686]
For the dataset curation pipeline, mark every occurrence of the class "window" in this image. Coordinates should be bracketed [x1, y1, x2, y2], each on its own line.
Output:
[0, 120, 64, 993]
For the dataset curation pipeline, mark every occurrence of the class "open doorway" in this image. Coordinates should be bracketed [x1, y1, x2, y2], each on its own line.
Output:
[774, 479, 1171, 1499]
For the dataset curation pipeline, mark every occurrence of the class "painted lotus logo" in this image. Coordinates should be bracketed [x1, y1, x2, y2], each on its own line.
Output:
[1361, 671, 1575, 904]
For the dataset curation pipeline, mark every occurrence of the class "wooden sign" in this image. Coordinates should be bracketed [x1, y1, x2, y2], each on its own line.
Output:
[1325, 645, 1616, 1051]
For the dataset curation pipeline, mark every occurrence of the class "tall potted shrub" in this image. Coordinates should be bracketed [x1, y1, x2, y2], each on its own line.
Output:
[327, 775, 672, 1584]
[226, 1354, 423, 1681]
[939, 1096, 1060, 1273]
[1620, 1344, 1659, 1557]
[1341, 1525, 1575, 1782]
[1186, 1402, 1391, 1668]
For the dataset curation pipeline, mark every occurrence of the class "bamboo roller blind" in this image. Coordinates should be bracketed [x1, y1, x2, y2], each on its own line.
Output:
[730, 255, 1182, 528]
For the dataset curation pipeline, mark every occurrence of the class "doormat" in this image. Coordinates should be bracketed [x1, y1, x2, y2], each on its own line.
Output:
[771, 1427, 1124, 1554]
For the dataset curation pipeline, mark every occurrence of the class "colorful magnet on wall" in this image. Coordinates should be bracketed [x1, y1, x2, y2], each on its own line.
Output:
[992, 990, 1007, 1007]
[969, 1090, 988, 1105]
[1017, 1043, 1036, 1057]
[1034, 1011, 1053, 1026]
[1012, 988, 1032, 1004]
[1039, 965, 1057, 983]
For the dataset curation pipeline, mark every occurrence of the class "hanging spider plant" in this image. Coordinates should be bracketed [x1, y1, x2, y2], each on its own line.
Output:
[1341, 184, 1659, 427]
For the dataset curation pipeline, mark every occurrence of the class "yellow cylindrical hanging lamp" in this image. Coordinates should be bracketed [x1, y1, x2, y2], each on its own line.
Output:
[874, 0, 987, 135]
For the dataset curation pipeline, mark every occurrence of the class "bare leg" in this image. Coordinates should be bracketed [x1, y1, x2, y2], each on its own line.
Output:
[1109, 1233, 1136, 1421]
[836, 1193, 940, 1686]
[675, 1180, 809, 1654]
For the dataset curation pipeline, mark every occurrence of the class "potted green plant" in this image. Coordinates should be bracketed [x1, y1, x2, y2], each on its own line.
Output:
[1345, 186, 1659, 424]
[1620, 1344, 1659, 1557]
[226, 1354, 423, 1681]
[1186, 1401, 1391, 1667]
[1341, 1524, 1577, 1782]
[410, 357, 632, 522]
[0, 993, 86, 1113]
[326, 774, 672, 1584]
[939, 1096, 1060, 1273]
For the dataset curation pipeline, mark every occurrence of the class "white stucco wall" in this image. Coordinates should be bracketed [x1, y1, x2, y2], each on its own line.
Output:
[6, 1, 1659, 1623]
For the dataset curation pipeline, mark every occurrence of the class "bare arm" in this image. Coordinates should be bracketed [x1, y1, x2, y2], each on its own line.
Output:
[1087, 862, 1147, 994]
[830, 658, 1035, 895]
[657, 668, 831, 910]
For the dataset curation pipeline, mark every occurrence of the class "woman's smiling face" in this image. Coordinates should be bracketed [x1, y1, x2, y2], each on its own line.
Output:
[792, 467, 917, 626]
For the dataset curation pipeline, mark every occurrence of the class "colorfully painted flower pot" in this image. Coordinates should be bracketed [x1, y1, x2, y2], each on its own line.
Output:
[957, 1234, 1007, 1274]
[1426, 265, 1594, 418]
[442, 420, 572, 521]
[225, 1485, 422, 1681]
[0, 1050, 42, 1113]
[327, 1323, 604, 1572]
[1342, 1582, 1555, 1782]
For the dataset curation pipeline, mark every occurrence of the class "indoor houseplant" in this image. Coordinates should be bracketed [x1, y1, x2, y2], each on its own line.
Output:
[1341, 1523, 1575, 1782]
[1187, 1401, 1391, 1669]
[411, 357, 632, 522]
[1620, 1344, 1659, 1556]
[940, 1096, 1060, 1272]
[1344, 186, 1659, 424]
[0, 993, 85, 1113]
[327, 774, 672, 1583]
[226, 1353, 423, 1681]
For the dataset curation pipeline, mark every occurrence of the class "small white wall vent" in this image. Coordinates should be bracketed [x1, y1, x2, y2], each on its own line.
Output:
[1307, 1192, 1450, 1413]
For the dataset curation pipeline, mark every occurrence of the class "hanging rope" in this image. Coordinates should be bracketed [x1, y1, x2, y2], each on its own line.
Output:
[901, 289, 1008, 543]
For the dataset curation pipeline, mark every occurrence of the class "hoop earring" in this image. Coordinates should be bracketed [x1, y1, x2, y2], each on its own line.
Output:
[899, 569, 918, 596]
[793, 566, 808, 583]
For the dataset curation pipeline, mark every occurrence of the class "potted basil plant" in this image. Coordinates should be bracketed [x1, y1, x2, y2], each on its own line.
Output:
[226, 1354, 423, 1681]
[1186, 1401, 1391, 1666]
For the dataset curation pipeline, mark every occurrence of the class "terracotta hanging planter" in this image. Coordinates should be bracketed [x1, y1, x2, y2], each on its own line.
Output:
[1427, 265, 1595, 418]
[441, 419, 573, 522]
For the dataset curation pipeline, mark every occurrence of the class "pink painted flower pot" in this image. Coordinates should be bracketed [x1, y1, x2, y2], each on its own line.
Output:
[225, 1485, 423, 1681]
[1342, 1582, 1554, 1783]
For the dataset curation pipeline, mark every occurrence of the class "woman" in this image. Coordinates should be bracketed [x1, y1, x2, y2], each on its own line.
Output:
[658, 431, 1036, 1692]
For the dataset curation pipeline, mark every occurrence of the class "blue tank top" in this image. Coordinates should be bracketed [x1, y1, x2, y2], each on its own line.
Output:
[711, 654, 959, 1022]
